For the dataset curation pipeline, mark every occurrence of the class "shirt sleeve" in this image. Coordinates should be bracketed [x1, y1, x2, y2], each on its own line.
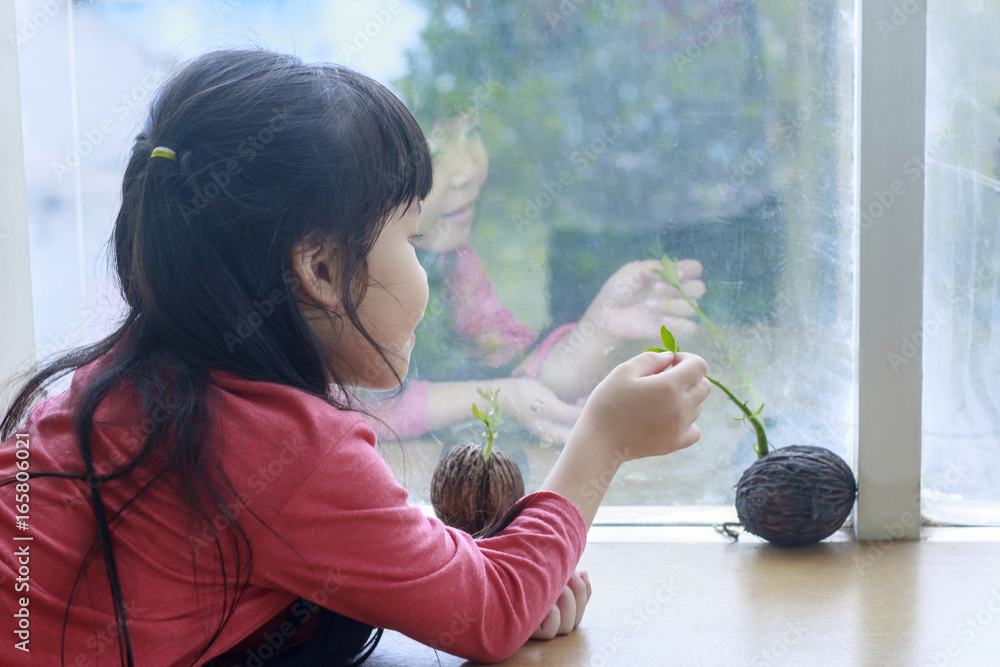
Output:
[246, 419, 587, 663]
[512, 323, 577, 379]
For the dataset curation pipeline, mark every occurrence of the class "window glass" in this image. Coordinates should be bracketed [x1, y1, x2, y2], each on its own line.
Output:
[18, 0, 857, 512]
[922, 0, 1000, 524]
[396, 1, 857, 511]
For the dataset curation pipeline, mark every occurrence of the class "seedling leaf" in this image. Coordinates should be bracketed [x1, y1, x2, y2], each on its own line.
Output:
[659, 325, 679, 353]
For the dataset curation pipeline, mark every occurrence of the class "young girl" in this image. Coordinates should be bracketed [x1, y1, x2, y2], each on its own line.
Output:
[0, 50, 709, 666]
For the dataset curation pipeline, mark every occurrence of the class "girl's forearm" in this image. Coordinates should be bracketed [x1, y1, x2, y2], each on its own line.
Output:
[538, 418, 623, 530]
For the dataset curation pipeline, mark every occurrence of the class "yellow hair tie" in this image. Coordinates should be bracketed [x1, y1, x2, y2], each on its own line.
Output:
[150, 146, 177, 161]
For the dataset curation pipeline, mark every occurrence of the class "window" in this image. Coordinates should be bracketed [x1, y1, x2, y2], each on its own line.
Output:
[4, 0, 995, 532]
[922, 0, 1000, 524]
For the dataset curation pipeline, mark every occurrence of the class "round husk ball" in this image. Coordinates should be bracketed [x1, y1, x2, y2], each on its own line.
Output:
[431, 443, 525, 536]
[735, 445, 857, 547]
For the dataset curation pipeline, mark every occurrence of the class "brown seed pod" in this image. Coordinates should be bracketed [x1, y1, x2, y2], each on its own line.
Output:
[735, 445, 857, 547]
[430, 443, 525, 536]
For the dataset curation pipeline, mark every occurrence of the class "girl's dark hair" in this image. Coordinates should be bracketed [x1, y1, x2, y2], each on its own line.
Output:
[1, 49, 431, 666]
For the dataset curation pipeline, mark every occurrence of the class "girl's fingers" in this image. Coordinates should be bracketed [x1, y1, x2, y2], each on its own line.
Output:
[619, 350, 676, 379]
[680, 422, 703, 450]
[532, 605, 561, 640]
[569, 571, 589, 629]
[675, 258, 704, 280]
[647, 297, 696, 317]
[691, 377, 712, 402]
[650, 352, 708, 387]
[556, 586, 577, 635]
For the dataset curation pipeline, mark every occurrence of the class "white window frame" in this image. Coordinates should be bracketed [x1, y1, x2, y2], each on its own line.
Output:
[0, 0, 931, 542]
[854, 0, 925, 540]
[1, 1, 36, 414]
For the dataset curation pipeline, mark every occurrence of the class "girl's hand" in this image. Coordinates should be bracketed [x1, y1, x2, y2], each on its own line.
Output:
[578, 351, 710, 462]
[583, 259, 706, 340]
[496, 377, 584, 445]
[530, 570, 592, 640]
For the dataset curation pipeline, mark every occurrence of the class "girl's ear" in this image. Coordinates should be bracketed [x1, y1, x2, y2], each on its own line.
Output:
[290, 235, 342, 311]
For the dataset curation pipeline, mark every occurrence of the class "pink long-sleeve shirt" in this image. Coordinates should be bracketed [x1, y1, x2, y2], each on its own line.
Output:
[0, 354, 587, 665]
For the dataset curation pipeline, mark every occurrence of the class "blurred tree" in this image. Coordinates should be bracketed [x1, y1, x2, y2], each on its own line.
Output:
[395, 0, 851, 375]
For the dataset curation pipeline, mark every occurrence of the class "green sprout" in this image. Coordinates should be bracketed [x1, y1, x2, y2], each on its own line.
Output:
[645, 257, 768, 459]
[471, 388, 502, 463]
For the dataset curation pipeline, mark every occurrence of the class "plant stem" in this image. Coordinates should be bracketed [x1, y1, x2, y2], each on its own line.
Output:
[656, 258, 760, 406]
[482, 431, 494, 464]
[476, 388, 501, 464]
[706, 375, 769, 458]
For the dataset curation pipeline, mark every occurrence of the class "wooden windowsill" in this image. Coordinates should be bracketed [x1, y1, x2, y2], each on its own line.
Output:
[367, 527, 1000, 665]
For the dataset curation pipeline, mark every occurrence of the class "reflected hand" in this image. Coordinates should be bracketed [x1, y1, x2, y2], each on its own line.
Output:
[530, 571, 591, 640]
[583, 259, 706, 340]
[497, 377, 584, 445]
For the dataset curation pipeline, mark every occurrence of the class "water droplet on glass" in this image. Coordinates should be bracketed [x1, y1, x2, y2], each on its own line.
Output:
[530, 399, 544, 412]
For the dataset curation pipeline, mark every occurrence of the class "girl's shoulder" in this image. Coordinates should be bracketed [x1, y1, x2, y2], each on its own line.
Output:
[205, 371, 376, 499]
